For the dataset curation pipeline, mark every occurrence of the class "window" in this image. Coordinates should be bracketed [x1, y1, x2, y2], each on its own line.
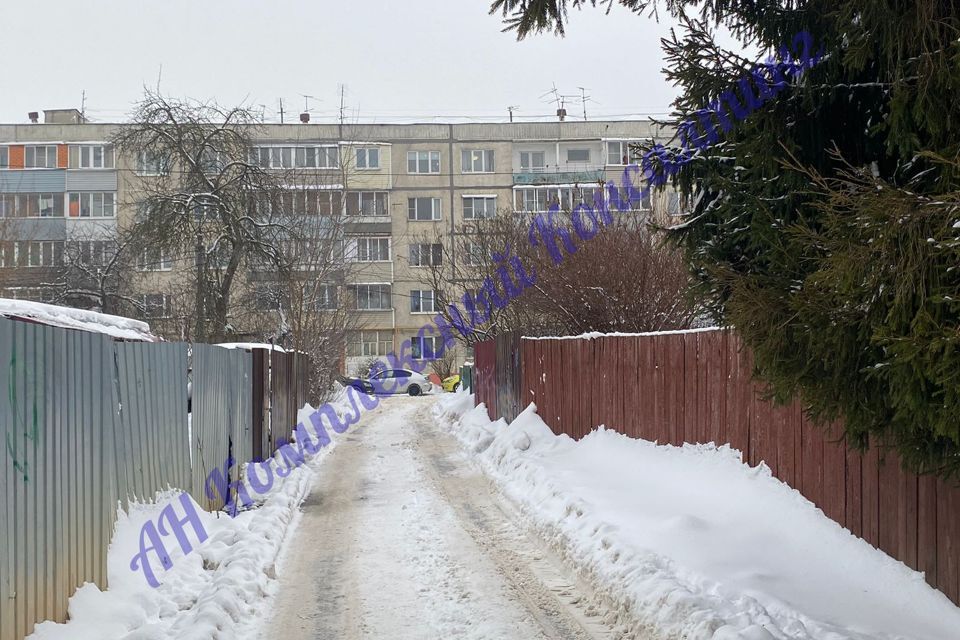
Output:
[25, 241, 61, 267]
[24, 145, 57, 168]
[463, 241, 486, 266]
[520, 151, 546, 172]
[8, 193, 63, 218]
[407, 151, 440, 174]
[355, 284, 391, 310]
[356, 147, 380, 170]
[348, 330, 393, 357]
[67, 241, 116, 268]
[409, 243, 442, 267]
[513, 186, 603, 213]
[252, 146, 338, 169]
[199, 148, 223, 174]
[70, 145, 114, 169]
[410, 289, 437, 314]
[137, 150, 168, 175]
[0, 193, 63, 218]
[606, 141, 637, 166]
[411, 335, 442, 360]
[408, 197, 441, 221]
[306, 283, 338, 310]
[463, 196, 496, 220]
[143, 293, 173, 318]
[566, 148, 591, 163]
[0, 147, 8, 168]
[354, 237, 390, 262]
[138, 247, 173, 271]
[461, 149, 494, 173]
[347, 191, 388, 217]
[68, 192, 115, 218]
[252, 284, 290, 310]
[667, 191, 686, 217]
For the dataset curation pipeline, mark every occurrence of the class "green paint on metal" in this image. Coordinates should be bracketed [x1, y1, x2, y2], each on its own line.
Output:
[4, 346, 40, 483]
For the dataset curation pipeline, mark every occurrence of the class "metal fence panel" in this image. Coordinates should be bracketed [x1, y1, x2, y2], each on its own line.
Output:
[114, 342, 190, 502]
[190, 345, 251, 512]
[0, 317, 121, 640]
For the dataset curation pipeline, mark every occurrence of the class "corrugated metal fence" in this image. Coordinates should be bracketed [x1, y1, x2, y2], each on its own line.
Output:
[473, 328, 960, 606]
[0, 319, 310, 640]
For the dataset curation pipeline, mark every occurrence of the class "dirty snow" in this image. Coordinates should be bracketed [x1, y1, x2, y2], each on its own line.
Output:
[435, 393, 960, 640]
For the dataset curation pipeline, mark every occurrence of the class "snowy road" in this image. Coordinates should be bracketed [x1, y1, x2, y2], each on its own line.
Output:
[261, 396, 626, 640]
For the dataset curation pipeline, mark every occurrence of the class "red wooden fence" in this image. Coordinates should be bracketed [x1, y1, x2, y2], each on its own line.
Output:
[473, 327, 960, 605]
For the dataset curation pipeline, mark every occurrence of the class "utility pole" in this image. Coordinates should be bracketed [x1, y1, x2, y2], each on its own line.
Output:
[278, 98, 285, 124]
[80, 90, 86, 120]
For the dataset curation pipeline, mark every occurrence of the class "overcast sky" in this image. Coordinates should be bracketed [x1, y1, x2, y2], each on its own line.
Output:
[0, 0, 684, 125]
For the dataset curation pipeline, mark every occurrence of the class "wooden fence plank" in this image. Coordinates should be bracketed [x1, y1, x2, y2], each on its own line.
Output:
[821, 421, 847, 526]
[861, 444, 881, 549]
[918, 474, 938, 588]
[800, 413, 824, 511]
[936, 479, 959, 603]
[683, 333, 699, 444]
[899, 465, 919, 571]
[846, 447, 863, 539]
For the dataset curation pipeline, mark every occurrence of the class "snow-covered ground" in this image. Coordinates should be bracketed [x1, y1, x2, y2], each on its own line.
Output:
[435, 393, 960, 640]
[27, 390, 360, 640]
[263, 397, 621, 640]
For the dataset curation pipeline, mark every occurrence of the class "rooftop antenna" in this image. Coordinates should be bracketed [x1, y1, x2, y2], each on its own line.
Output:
[278, 98, 285, 124]
[299, 94, 319, 124]
[338, 84, 347, 139]
[577, 86, 598, 121]
[507, 105, 519, 123]
[540, 84, 575, 121]
[81, 90, 86, 120]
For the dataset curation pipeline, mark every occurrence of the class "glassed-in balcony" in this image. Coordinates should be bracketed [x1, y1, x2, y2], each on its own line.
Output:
[512, 164, 606, 186]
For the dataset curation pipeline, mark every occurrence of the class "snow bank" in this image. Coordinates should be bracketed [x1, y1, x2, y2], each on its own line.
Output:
[0, 298, 156, 341]
[435, 394, 960, 640]
[27, 397, 350, 640]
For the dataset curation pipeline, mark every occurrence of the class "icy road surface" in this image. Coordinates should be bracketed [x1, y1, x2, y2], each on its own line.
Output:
[262, 396, 625, 640]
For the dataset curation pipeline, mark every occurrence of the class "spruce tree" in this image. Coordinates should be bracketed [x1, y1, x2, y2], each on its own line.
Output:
[490, 0, 960, 476]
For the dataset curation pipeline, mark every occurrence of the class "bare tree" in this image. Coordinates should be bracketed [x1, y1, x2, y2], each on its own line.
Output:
[413, 200, 700, 343]
[113, 90, 289, 342]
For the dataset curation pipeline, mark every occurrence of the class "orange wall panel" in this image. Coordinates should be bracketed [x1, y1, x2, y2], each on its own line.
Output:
[57, 144, 68, 168]
[9, 145, 24, 169]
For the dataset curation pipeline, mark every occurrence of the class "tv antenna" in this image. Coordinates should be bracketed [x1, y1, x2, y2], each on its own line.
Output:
[577, 87, 599, 121]
[541, 84, 577, 121]
[507, 105, 520, 123]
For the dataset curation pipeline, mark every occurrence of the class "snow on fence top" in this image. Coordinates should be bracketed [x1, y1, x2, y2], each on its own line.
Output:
[522, 326, 722, 341]
[216, 342, 289, 353]
[0, 298, 157, 341]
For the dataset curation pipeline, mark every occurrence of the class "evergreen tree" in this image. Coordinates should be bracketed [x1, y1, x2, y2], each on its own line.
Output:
[490, 0, 960, 476]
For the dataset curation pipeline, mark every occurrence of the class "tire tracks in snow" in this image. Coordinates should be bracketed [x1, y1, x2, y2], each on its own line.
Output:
[411, 402, 632, 640]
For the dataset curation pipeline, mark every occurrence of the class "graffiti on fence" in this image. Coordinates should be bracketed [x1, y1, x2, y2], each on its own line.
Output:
[5, 347, 40, 483]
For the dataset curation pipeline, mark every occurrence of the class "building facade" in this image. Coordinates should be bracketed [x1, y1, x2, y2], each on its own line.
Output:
[0, 110, 681, 373]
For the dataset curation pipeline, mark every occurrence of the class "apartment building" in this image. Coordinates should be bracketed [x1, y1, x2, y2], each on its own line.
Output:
[0, 109, 679, 373]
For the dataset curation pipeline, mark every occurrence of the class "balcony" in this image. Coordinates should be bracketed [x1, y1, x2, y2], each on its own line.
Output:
[512, 165, 606, 186]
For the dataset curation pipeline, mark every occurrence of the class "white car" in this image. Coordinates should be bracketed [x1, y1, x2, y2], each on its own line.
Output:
[367, 368, 432, 396]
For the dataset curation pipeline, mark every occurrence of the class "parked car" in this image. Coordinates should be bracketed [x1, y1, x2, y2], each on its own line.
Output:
[367, 368, 432, 396]
[441, 374, 461, 392]
[337, 375, 374, 395]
